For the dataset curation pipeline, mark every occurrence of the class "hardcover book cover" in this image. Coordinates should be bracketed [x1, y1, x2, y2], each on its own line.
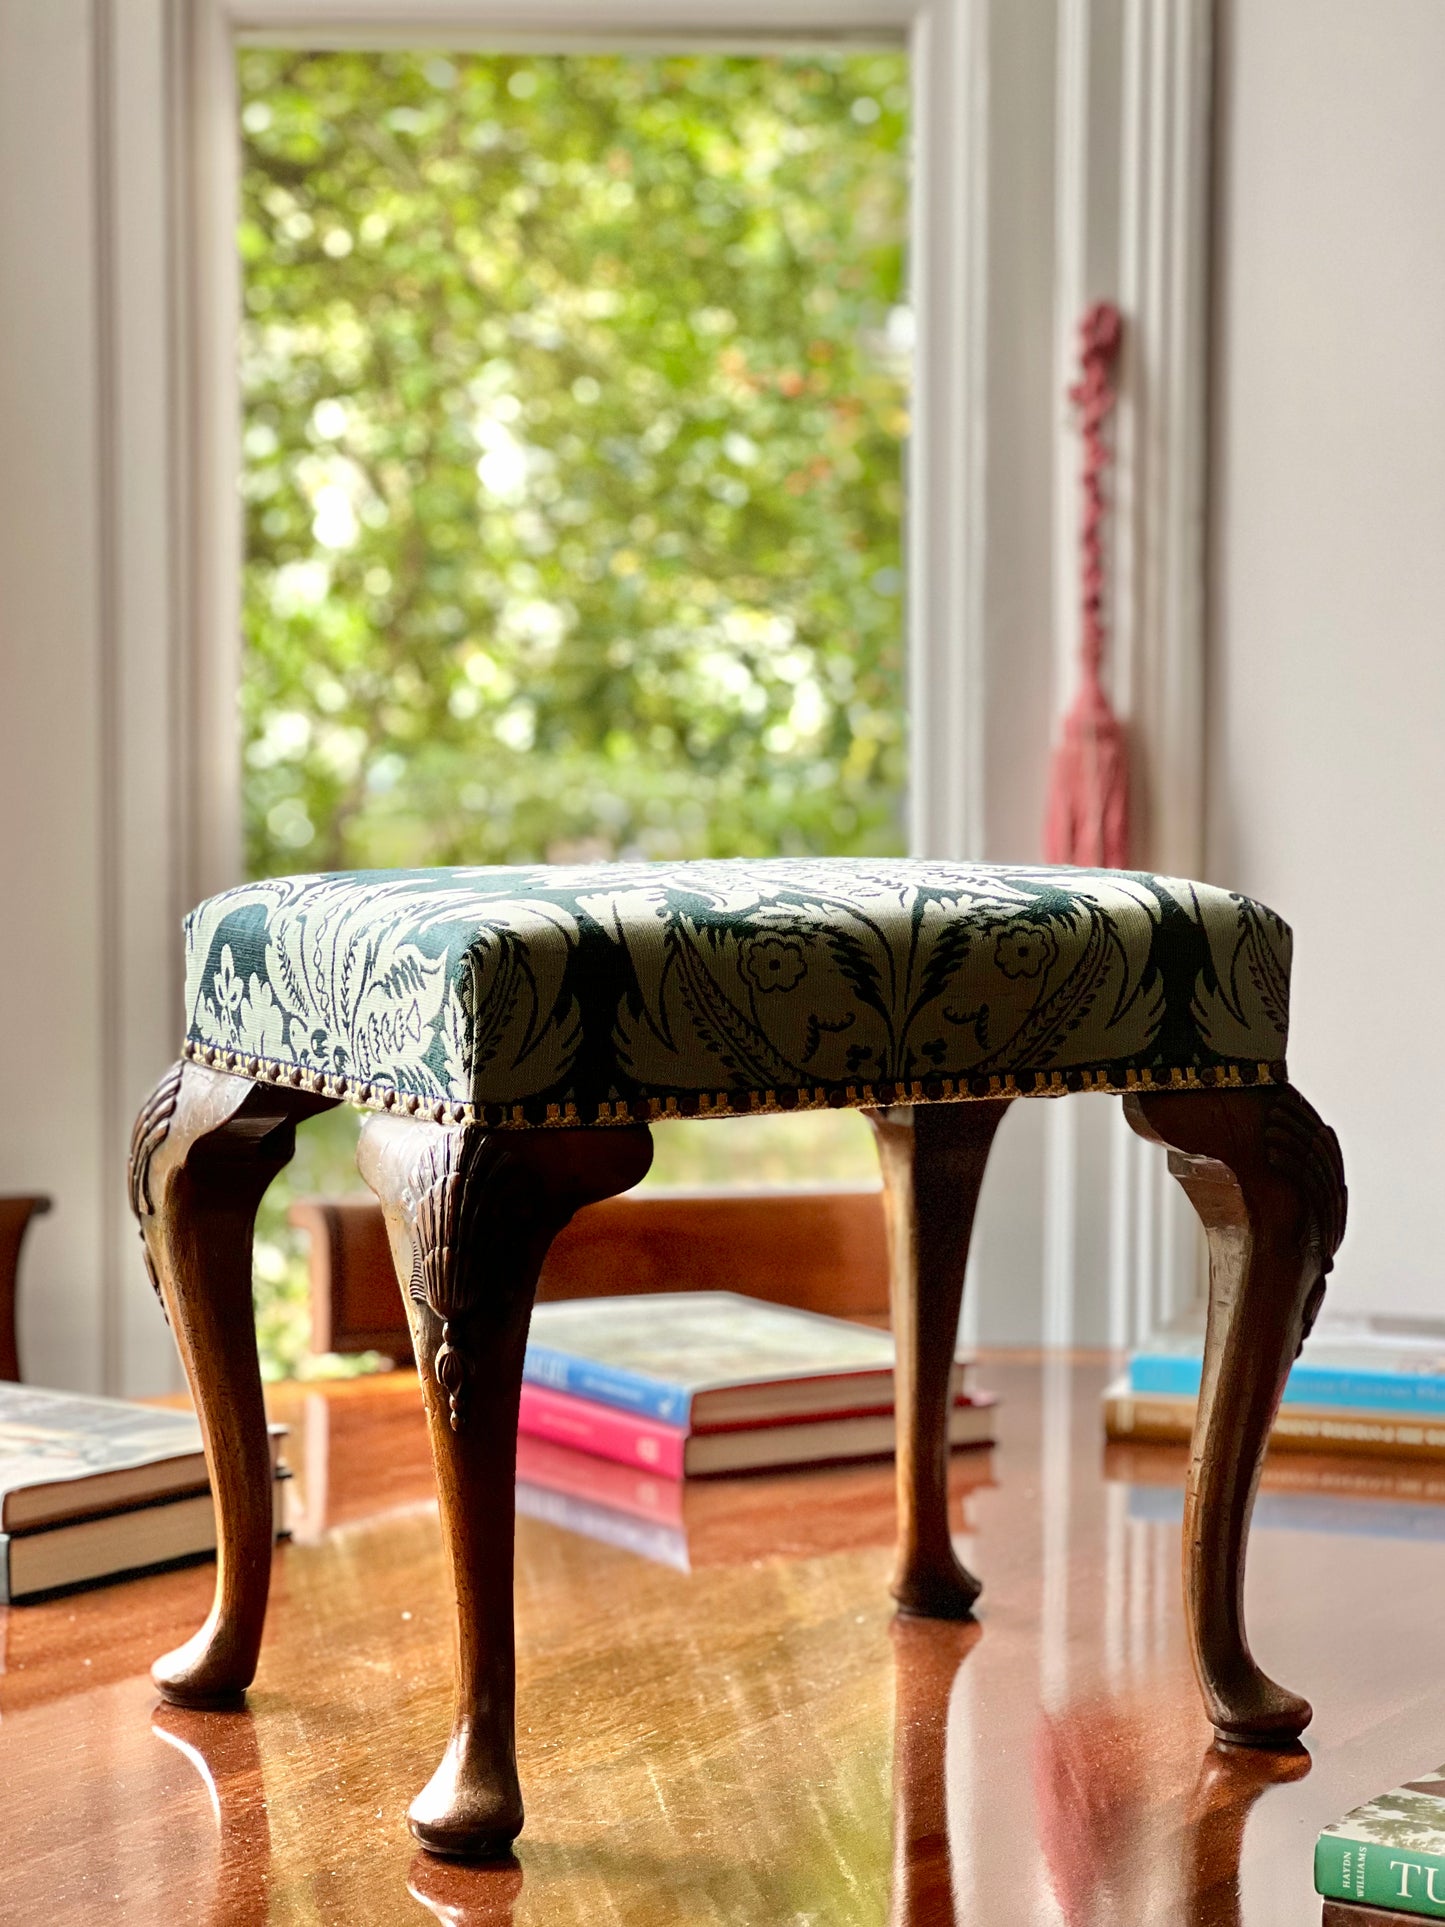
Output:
[0, 1384, 285, 1532]
[517, 1379, 996, 1477]
[1317, 1764, 1445, 1918]
[524, 1291, 969, 1427]
[1102, 1377, 1445, 1464]
[0, 1472, 290, 1603]
[1128, 1328, 1445, 1415]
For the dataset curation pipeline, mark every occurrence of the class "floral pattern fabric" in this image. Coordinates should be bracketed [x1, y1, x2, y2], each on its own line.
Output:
[183, 860, 1292, 1126]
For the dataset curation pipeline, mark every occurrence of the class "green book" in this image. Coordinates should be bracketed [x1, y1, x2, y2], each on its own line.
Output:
[1317, 1766, 1445, 1917]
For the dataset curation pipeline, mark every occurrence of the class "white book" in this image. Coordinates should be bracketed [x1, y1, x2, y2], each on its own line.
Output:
[0, 1475, 289, 1603]
[0, 1383, 285, 1532]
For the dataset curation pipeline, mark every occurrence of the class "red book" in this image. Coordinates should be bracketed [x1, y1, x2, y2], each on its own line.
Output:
[516, 1381, 997, 1479]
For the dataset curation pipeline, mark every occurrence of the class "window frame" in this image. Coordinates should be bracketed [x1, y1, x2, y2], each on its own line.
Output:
[59, 0, 1214, 1389]
[183, 0, 991, 898]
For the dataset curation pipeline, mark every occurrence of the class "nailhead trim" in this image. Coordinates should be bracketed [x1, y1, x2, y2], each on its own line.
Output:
[178, 1038, 1284, 1131]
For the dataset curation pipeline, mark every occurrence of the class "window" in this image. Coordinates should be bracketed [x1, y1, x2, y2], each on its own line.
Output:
[238, 47, 911, 1372]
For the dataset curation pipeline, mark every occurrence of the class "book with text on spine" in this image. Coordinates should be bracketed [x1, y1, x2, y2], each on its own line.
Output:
[523, 1291, 970, 1428]
[1317, 1763, 1445, 1918]
[1103, 1377, 1445, 1464]
[1128, 1327, 1445, 1416]
[0, 1383, 286, 1531]
[0, 1470, 290, 1603]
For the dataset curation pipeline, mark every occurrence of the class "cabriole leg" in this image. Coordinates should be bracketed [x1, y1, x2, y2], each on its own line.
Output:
[867, 1100, 1010, 1619]
[358, 1116, 653, 1860]
[1124, 1083, 1346, 1746]
[129, 1060, 336, 1706]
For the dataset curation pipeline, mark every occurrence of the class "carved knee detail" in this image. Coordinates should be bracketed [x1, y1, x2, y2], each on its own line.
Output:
[1260, 1087, 1347, 1281]
[408, 1132, 523, 1432]
[128, 1061, 186, 1319]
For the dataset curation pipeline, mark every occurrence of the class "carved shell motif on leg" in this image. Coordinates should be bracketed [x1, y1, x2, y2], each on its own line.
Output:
[1263, 1087, 1348, 1354]
[409, 1130, 515, 1432]
[128, 1062, 185, 1318]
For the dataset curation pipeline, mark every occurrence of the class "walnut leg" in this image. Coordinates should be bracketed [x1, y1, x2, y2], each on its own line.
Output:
[358, 1116, 654, 1859]
[867, 1101, 1010, 1618]
[129, 1061, 336, 1706]
[1124, 1083, 1346, 1746]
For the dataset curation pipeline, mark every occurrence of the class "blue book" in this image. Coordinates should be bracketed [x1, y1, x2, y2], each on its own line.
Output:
[1129, 1341, 1445, 1415]
[524, 1292, 968, 1429]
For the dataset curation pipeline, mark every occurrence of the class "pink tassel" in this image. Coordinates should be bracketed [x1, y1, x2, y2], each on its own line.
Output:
[1043, 301, 1130, 870]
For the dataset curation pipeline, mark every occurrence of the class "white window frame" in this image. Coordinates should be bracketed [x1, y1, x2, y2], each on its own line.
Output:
[9, 0, 1211, 1390]
[178, 0, 994, 896]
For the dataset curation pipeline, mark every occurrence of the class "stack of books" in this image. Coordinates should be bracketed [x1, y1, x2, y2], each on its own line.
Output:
[1104, 1315, 1445, 1463]
[519, 1291, 996, 1478]
[1318, 1763, 1445, 1921]
[0, 1384, 287, 1602]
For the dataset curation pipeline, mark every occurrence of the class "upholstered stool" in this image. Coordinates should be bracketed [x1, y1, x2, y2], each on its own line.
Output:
[128, 859, 1345, 1858]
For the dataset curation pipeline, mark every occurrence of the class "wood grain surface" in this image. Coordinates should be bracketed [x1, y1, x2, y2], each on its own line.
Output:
[3, 1356, 1441, 1925]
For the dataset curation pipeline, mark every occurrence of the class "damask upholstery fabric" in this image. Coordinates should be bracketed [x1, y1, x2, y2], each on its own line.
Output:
[183, 860, 1291, 1127]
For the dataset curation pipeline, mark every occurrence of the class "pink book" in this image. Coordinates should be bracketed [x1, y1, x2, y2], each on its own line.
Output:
[519, 1383, 689, 1476]
[516, 1382, 997, 1480]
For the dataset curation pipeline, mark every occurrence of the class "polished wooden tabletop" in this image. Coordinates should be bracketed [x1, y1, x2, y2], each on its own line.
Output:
[4, 1355, 1445, 1925]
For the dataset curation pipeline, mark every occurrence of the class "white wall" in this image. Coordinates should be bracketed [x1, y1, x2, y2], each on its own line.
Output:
[0, 0, 187, 1394]
[1210, 0, 1445, 1317]
[0, 3, 113, 1392]
[962, 0, 1062, 1346]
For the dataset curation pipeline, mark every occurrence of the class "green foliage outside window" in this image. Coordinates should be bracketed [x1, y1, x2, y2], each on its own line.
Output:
[237, 49, 908, 1377]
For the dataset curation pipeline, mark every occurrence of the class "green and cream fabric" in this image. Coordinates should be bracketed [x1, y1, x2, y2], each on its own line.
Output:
[183, 860, 1291, 1127]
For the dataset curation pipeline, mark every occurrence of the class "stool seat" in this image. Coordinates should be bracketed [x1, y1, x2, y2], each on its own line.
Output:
[183, 858, 1290, 1126]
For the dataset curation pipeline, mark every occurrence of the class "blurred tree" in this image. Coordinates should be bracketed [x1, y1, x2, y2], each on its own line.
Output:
[237, 49, 909, 1377]
[239, 48, 909, 875]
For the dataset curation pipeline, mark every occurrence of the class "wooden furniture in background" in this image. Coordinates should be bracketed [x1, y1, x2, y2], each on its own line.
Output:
[290, 1185, 891, 1360]
[0, 1194, 51, 1381]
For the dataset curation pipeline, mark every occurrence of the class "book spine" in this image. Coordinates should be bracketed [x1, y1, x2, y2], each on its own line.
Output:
[1107, 1391, 1445, 1463]
[522, 1344, 689, 1425]
[1317, 1829, 1445, 1917]
[517, 1385, 689, 1478]
[1131, 1355, 1445, 1416]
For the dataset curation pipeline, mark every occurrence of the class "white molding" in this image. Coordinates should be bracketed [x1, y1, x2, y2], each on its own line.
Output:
[220, 0, 917, 36]
[1115, 0, 1211, 880]
[194, 0, 992, 871]
[908, 0, 990, 861]
[182, 3, 248, 902]
[97, 0, 192, 1390]
[1045, 0, 1214, 1346]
